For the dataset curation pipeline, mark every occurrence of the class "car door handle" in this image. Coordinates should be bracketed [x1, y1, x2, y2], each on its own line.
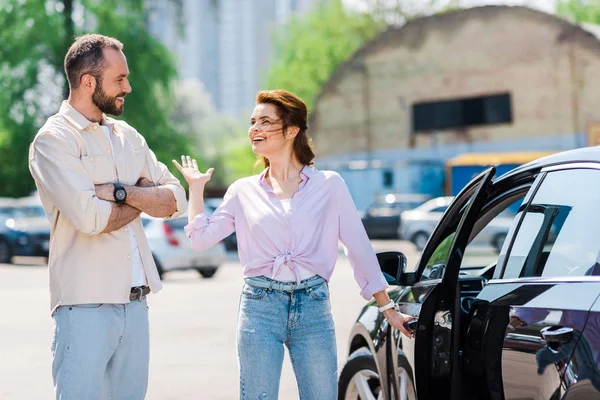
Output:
[404, 319, 419, 333]
[540, 325, 574, 345]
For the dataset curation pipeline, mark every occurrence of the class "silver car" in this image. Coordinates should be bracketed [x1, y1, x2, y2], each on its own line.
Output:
[399, 196, 514, 252]
[142, 214, 227, 279]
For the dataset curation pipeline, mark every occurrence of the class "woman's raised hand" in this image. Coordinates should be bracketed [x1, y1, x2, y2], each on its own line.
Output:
[172, 155, 213, 187]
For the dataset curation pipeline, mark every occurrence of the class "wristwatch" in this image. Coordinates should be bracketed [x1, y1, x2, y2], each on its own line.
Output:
[378, 300, 396, 313]
[113, 183, 127, 204]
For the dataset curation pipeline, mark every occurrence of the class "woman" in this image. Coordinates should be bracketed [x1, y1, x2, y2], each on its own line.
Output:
[173, 90, 414, 400]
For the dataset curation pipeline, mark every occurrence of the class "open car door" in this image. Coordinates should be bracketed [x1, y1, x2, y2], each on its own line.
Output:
[413, 167, 496, 400]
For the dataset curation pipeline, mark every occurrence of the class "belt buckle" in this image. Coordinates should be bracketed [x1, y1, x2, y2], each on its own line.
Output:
[285, 282, 296, 293]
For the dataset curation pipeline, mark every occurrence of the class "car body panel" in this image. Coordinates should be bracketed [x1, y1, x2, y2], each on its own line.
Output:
[362, 194, 431, 239]
[341, 146, 600, 400]
[0, 199, 51, 261]
[400, 196, 514, 252]
[143, 215, 226, 273]
[471, 281, 599, 399]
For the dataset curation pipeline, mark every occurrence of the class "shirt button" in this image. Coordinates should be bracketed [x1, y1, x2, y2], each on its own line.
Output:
[93, 125, 98, 130]
[106, 148, 111, 154]
[127, 255, 131, 260]
[89, 157, 93, 162]
[124, 227, 128, 231]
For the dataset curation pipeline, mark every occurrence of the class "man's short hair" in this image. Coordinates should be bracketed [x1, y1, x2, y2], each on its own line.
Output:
[64, 34, 123, 89]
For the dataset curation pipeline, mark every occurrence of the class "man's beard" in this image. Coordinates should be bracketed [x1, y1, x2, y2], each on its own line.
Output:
[92, 78, 125, 116]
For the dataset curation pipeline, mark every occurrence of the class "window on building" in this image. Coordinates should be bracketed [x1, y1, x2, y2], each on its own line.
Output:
[412, 93, 512, 132]
[382, 170, 394, 188]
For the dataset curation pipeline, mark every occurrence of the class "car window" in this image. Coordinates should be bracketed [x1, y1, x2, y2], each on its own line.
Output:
[421, 233, 455, 280]
[430, 206, 448, 213]
[165, 217, 189, 230]
[501, 169, 600, 279]
[420, 196, 523, 282]
[13, 206, 45, 218]
[0, 207, 14, 218]
[205, 205, 217, 216]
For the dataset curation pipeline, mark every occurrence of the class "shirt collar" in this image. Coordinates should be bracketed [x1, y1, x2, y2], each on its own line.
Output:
[59, 101, 114, 131]
[258, 165, 316, 192]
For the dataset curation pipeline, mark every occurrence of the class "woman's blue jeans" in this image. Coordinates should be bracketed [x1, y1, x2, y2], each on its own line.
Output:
[237, 276, 337, 400]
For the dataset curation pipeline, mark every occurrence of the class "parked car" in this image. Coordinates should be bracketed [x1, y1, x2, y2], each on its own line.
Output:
[399, 196, 514, 253]
[339, 147, 600, 399]
[398, 196, 453, 250]
[0, 197, 16, 219]
[361, 193, 431, 239]
[0, 217, 34, 263]
[0, 196, 51, 263]
[142, 214, 227, 279]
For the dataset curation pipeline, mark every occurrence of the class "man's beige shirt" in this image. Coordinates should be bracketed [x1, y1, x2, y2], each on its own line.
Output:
[29, 101, 187, 312]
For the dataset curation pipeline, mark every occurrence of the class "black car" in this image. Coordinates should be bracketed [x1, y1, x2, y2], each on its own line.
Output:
[339, 147, 600, 400]
[361, 194, 430, 239]
[0, 216, 50, 263]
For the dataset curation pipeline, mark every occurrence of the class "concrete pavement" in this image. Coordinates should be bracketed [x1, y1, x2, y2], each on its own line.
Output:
[0, 240, 419, 399]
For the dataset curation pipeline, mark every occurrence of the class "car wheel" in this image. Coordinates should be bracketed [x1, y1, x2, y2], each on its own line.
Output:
[0, 238, 12, 264]
[395, 355, 416, 400]
[339, 347, 416, 400]
[198, 267, 217, 278]
[491, 233, 507, 254]
[411, 231, 429, 251]
[338, 348, 383, 400]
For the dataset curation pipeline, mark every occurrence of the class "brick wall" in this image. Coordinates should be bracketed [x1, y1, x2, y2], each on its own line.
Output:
[309, 6, 600, 157]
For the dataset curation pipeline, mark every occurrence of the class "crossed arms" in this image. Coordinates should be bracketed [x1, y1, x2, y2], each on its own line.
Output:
[29, 132, 187, 236]
[95, 178, 178, 234]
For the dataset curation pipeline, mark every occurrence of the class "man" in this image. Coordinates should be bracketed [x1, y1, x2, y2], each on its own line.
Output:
[28, 34, 187, 399]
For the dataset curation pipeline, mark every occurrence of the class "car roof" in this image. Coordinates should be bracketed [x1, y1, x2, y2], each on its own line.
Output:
[141, 213, 188, 221]
[417, 196, 454, 210]
[0, 197, 17, 207]
[495, 145, 600, 183]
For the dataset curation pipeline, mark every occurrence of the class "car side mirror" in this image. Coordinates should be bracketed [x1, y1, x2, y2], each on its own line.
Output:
[377, 251, 416, 286]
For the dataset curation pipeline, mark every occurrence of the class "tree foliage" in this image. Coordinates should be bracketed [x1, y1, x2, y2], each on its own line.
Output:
[264, 0, 384, 112]
[0, 0, 196, 197]
[556, 0, 600, 23]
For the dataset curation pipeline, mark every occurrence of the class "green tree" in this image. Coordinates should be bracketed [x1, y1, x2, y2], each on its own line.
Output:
[264, 0, 454, 112]
[265, 0, 383, 111]
[171, 79, 257, 186]
[557, 0, 600, 23]
[0, 0, 196, 197]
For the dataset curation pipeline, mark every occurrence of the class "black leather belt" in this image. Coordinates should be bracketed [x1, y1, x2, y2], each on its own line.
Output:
[130, 285, 150, 301]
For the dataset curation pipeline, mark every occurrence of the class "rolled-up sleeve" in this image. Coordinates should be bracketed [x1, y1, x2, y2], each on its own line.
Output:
[28, 132, 112, 235]
[143, 145, 187, 218]
[335, 174, 388, 300]
[184, 184, 237, 252]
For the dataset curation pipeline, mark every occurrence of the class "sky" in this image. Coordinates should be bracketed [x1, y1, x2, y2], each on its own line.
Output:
[342, 0, 557, 15]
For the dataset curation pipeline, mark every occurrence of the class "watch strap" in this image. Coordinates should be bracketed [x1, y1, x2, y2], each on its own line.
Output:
[378, 300, 396, 313]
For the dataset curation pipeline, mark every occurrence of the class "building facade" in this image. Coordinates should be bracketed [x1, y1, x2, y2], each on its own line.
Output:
[308, 5, 600, 210]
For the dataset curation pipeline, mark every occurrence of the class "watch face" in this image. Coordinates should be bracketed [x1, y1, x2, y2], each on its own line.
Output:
[116, 190, 126, 201]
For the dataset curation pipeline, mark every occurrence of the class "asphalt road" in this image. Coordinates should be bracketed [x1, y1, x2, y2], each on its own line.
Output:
[0, 240, 421, 400]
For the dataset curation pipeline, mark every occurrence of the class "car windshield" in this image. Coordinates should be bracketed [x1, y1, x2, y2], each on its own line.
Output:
[13, 206, 45, 218]
[0, 207, 14, 219]
[419, 195, 523, 281]
[165, 217, 189, 231]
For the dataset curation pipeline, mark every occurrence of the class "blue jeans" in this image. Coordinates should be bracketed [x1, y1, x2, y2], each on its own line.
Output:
[237, 276, 337, 400]
[51, 298, 149, 400]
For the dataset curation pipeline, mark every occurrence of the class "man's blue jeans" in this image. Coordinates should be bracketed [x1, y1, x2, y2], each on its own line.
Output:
[237, 276, 337, 400]
[51, 298, 149, 400]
